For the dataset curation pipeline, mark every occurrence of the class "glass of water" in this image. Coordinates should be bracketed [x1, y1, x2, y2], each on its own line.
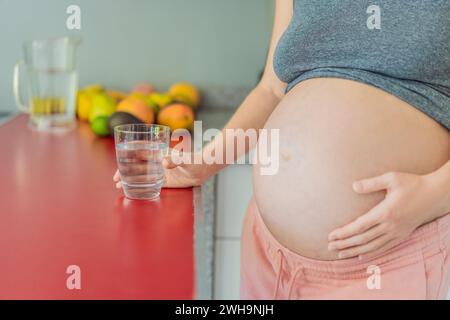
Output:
[114, 124, 170, 200]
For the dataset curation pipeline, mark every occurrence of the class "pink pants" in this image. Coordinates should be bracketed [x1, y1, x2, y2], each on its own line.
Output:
[240, 197, 450, 300]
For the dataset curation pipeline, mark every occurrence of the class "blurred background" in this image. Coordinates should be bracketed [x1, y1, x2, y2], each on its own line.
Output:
[0, 0, 273, 114]
[0, 0, 274, 299]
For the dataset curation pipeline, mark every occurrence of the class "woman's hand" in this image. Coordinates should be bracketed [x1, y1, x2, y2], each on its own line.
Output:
[113, 151, 208, 189]
[328, 170, 449, 259]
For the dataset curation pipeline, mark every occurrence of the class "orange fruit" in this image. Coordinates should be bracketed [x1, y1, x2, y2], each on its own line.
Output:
[106, 90, 128, 103]
[129, 92, 158, 113]
[117, 97, 155, 124]
[157, 103, 194, 131]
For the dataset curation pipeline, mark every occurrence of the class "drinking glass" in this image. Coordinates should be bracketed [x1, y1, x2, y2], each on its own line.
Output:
[114, 124, 170, 200]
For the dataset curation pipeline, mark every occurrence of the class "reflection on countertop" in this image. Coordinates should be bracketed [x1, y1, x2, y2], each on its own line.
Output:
[0, 107, 237, 300]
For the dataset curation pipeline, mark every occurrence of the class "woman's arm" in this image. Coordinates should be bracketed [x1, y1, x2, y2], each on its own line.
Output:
[196, 0, 293, 178]
[115, 0, 294, 188]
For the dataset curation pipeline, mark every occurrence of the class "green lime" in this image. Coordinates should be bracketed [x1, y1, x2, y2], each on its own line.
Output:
[91, 116, 111, 137]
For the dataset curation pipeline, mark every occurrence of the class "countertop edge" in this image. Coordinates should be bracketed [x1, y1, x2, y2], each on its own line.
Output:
[0, 112, 19, 126]
[193, 177, 216, 300]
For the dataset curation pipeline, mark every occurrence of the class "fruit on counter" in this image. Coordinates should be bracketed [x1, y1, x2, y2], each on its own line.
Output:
[90, 116, 110, 137]
[108, 111, 144, 133]
[168, 82, 200, 109]
[76, 84, 106, 121]
[157, 103, 194, 131]
[77, 81, 202, 137]
[106, 90, 128, 104]
[149, 92, 173, 112]
[117, 97, 154, 124]
[88, 93, 117, 123]
[132, 82, 155, 95]
[129, 92, 158, 113]
[76, 91, 94, 121]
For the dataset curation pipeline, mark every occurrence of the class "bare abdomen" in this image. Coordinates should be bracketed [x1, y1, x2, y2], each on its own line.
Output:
[253, 78, 450, 260]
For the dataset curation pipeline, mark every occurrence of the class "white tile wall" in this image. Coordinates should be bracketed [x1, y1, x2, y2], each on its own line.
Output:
[213, 240, 241, 300]
[213, 164, 253, 299]
[215, 165, 253, 239]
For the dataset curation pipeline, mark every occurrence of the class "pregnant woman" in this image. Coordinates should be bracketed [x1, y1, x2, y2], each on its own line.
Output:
[115, 0, 450, 299]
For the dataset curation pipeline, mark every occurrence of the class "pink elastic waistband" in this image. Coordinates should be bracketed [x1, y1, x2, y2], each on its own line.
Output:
[251, 198, 450, 278]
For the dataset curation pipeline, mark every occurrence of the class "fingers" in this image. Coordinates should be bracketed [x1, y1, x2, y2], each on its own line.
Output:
[113, 170, 120, 182]
[328, 203, 386, 241]
[358, 238, 400, 260]
[353, 172, 396, 194]
[337, 234, 390, 259]
[115, 181, 122, 189]
[163, 149, 196, 169]
[116, 148, 154, 161]
[118, 162, 159, 176]
[163, 155, 179, 169]
[168, 148, 195, 167]
[328, 223, 386, 251]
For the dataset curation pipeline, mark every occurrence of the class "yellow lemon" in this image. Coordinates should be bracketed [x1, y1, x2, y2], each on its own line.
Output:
[168, 82, 200, 109]
[88, 93, 116, 123]
[76, 91, 93, 121]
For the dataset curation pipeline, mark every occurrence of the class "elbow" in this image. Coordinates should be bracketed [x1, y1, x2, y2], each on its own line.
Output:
[257, 77, 287, 102]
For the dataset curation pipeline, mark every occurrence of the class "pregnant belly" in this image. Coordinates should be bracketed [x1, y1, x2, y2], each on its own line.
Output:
[253, 78, 450, 260]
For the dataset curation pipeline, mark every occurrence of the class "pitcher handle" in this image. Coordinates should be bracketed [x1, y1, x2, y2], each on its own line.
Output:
[13, 60, 29, 113]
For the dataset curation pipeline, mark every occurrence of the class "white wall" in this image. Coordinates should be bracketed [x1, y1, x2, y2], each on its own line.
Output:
[0, 0, 274, 112]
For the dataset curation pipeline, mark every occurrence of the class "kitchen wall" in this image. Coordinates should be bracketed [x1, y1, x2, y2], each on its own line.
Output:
[0, 0, 274, 112]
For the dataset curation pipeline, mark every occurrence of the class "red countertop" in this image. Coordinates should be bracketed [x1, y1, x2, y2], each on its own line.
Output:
[0, 115, 195, 299]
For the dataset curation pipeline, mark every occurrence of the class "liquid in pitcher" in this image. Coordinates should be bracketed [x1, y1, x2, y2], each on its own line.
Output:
[27, 69, 77, 130]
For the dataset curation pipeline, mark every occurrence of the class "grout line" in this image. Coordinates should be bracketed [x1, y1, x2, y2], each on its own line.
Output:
[211, 176, 218, 300]
[0, 113, 19, 126]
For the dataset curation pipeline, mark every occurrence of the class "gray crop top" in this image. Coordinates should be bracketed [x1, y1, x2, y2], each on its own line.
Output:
[273, 0, 450, 130]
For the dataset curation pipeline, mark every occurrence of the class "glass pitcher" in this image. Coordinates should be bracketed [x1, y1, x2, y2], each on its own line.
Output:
[13, 36, 81, 132]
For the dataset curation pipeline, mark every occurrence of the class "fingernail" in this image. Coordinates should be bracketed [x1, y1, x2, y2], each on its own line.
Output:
[353, 181, 361, 191]
[338, 252, 345, 259]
